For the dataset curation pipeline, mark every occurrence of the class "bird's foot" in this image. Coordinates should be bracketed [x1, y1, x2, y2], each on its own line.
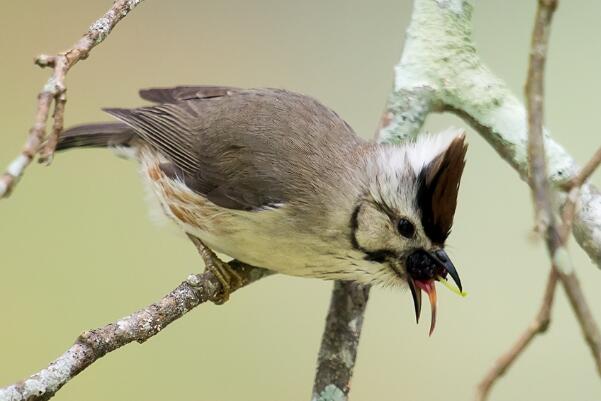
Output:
[187, 234, 243, 304]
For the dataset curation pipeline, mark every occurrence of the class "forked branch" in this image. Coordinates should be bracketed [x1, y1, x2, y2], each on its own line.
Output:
[476, 1, 601, 400]
[0, 0, 146, 198]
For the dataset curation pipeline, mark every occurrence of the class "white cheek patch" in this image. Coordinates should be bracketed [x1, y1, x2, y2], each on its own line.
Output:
[355, 212, 391, 251]
[353, 202, 409, 254]
[363, 128, 464, 252]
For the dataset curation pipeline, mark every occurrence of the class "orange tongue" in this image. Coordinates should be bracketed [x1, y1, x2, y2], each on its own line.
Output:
[415, 280, 437, 336]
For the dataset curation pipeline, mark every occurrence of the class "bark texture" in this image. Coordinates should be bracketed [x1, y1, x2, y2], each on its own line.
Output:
[312, 282, 370, 401]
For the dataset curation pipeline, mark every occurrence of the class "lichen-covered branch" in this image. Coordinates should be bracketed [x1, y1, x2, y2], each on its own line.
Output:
[379, 0, 601, 268]
[0, 261, 271, 401]
[0, 0, 145, 198]
[311, 282, 370, 401]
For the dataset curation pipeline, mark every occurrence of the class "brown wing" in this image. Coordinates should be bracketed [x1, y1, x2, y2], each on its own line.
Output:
[106, 88, 362, 211]
[139, 85, 240, 104]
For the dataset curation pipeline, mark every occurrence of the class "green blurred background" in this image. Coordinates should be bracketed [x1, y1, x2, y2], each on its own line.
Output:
[1, 1, 600, 400]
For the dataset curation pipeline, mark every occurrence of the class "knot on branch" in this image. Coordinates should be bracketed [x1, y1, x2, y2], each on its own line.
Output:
[34, 54, 56, 68]
[77, 329, 112, 359]
[185, 273, 222, 304]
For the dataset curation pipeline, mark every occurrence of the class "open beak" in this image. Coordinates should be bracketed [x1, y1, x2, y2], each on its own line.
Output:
[416, 280, 437, 336]
[405, 249, 462, 335]
[431, 249, 462, 292]
[407, 276, 422, 324]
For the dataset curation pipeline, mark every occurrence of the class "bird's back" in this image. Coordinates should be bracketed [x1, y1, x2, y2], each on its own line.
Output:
[106, 87, 366, 211]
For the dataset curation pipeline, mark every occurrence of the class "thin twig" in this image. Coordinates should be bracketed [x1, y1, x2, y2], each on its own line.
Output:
[475, 269, 558, 401]
[476, 1, 601, 399]
[312, 282, 370, 401]
[475, 147, 601, 401]
[525, 0, 558, 237]
[0, 0, 145, 198]
[560, 273, 601, 375]
[563, 146, 601, 189]
[558, 145, 601, 240]
[0, 260, 271, 401]
[525, 0, 601, 375]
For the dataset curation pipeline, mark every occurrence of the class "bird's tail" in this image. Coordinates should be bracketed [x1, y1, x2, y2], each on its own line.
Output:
[56, 122, 135, 151]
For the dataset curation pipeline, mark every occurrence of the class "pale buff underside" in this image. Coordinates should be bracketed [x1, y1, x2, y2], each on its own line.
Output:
[136, 146, 398, 286]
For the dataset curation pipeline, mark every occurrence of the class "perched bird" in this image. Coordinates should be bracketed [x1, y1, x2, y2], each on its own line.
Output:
[56, 86, 467, 334]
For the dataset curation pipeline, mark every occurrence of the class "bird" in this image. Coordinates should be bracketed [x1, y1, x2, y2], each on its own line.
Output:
[56, 86, 467, 335]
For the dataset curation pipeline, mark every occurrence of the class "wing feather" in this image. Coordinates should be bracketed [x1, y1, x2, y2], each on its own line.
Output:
[105, 88, 363, 211]
[139, 85, 239, 104]
[104, 106, 201, 175]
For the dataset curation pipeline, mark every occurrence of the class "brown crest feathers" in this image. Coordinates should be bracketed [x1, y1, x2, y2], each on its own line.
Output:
[416, 134, 467, 245]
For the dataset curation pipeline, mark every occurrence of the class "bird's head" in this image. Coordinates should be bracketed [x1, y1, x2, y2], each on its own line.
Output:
[352, 129, 467, 334]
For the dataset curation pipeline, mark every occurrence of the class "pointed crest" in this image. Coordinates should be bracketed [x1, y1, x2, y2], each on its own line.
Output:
[416, 133, 467, 244]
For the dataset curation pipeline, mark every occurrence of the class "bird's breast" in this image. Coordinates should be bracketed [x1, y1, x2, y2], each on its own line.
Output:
[136, 146, 377, 283]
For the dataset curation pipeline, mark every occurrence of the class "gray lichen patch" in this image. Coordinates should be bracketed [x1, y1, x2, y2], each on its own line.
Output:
[436, 0, 468, 14]
[127, 0, 143, 9]
[90, 18, 111, 43]
[313, 384, 346, 401]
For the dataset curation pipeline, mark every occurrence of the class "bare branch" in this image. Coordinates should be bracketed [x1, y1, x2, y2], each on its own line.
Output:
[563, 146, 601, 189]
[524, 0, 601, 378]
[559, 145, 601, 243]
[526, 0, 558, 236]
[560, 273, 601, 375]
[0, 0, 145, 198]
[476, 2, 601, 399]
[475, 269, 559, 401]
[0, 262, 271, 401]
[312, 282, 370, 401]
[475, 146, 601, 401]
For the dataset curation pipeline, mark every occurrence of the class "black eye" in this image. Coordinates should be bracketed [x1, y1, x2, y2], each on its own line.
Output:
[397, 218, 415, 238]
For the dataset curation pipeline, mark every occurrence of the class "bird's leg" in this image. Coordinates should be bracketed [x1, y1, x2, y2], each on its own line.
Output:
[187, 234, 243, 304]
